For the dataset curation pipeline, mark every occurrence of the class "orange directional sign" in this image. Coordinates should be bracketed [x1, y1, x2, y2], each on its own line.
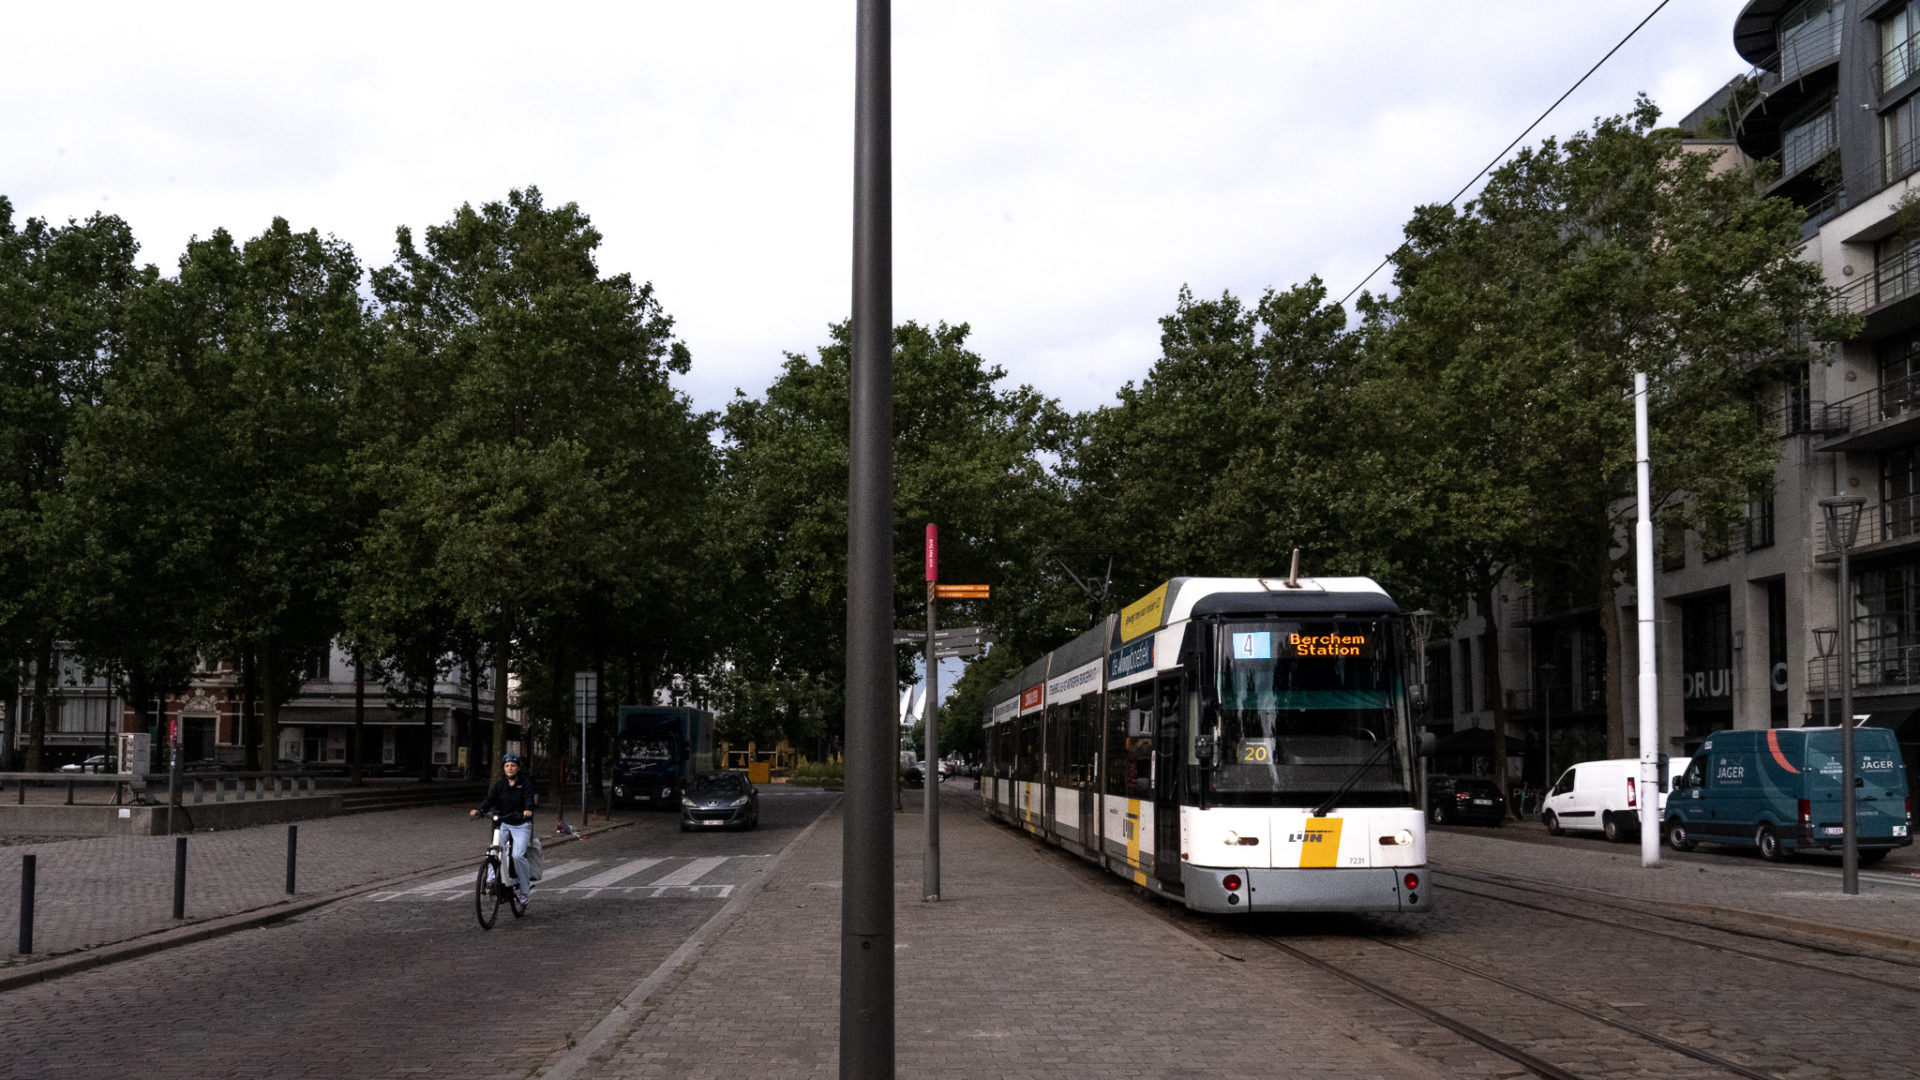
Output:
[934, 584, 991, 599]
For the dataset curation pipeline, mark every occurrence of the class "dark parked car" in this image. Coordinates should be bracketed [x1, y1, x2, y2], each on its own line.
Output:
[680, 771, 759, 832]
[1426, 775, 1506, 826]
[59, 755, 109, 773]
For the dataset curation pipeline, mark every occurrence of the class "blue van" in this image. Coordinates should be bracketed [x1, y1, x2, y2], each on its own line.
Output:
[1664, 727, 1912, 863]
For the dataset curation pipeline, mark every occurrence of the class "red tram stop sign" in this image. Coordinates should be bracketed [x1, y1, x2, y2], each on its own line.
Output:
[934, 584, 991, 599]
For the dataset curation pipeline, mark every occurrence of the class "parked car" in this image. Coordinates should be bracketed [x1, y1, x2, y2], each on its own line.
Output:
[58, 755, 109, 774]
[1542, 757, 1682, 842]
[1666, 727, 1912, 862]
[1426, 775, 1505, 826]
[680, 771, 759, 832]
[900, 751, 924, 788]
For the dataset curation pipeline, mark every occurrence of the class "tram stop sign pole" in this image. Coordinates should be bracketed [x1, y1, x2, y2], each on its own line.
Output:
[924, 526, 944, 900]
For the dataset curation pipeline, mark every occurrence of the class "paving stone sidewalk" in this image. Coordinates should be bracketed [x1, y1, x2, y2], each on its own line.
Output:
[0, 795, 614, 975]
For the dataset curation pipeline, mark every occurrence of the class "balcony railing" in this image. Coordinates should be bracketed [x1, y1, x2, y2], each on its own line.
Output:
[1834, 242, 1920, 315]
[1876, 29, 1920, 92]
[1813, 491, 1920, 555]
[1780, 110, 1838, 179]
[1807, 641, 1920, 693]
[1783, 5, 1846, 81]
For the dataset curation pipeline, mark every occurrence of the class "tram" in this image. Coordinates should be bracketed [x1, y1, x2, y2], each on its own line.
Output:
[981, 575, 1432, 914]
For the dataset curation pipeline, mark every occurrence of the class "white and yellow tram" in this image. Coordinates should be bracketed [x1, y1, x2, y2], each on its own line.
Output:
[981, 576, 1432, 914]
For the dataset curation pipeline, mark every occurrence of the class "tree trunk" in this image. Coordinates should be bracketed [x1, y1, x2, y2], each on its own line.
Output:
[1595, 541, 1629, 759]
[418, 669, 436, 783]
[1482, 584, 1512, 814]
[262, 635, 280, 776]
[241, 645, 260, 772]
[351, 651, 366, 786]
[27, 637, 53, 772]
[467, 656, 482, 780]
[491, 626, 510, 780]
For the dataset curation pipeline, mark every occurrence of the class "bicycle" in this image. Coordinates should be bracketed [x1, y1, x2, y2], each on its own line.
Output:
[475, 814, 528, 930]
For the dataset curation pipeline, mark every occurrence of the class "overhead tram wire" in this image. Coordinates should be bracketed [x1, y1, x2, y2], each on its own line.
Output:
[1337, 0, 1674, 308]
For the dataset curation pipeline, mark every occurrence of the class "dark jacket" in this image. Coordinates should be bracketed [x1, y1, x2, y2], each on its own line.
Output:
[477, 775, 536, 822]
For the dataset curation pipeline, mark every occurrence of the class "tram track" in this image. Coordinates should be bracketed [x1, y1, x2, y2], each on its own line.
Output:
[1248, 930, 1783, 1080]
[1432, 863, 1920, 990]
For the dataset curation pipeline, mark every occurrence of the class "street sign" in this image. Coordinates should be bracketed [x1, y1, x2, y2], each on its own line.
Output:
[934, 584, 991, 599]
[935, 646, 983, 660]
[895, 625, 992, 645]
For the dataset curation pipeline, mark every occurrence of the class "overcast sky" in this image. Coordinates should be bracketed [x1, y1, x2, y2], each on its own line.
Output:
[9, 1, 1752, 420]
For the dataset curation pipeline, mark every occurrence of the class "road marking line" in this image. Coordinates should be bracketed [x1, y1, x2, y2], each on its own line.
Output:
[570, 858, 664, 889]
[650, 856, 728, 887]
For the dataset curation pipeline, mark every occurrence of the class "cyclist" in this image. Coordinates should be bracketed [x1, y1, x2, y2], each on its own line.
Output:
[470, 753, 536, 905]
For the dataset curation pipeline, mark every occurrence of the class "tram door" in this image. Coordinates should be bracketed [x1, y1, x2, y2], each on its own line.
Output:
[1153, 673, 1184, 891]
[1074, 698, 1097, 848]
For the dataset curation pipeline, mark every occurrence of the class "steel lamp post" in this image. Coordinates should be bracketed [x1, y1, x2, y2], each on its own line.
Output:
[1819, 493, 1865, 895]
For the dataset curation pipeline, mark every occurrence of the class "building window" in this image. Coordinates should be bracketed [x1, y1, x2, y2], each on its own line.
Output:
[1886, 93, 1920, 185]
[1883, 1, 1920, 91]
[1748, 491, 1776, 550]
[1855, 562, 1920, 685]
[1660, 521, 1688, 572]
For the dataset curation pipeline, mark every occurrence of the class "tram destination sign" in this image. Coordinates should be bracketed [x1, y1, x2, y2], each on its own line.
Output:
[934, 583, 991, 599]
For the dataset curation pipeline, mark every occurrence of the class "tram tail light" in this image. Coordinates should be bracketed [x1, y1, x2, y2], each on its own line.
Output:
[1798, 799, 1812, 827]
[1222, 873, 1242, 891]
[1403, 873, 1420, 891]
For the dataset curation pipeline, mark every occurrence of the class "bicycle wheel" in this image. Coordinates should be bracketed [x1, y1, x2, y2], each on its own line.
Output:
[508, 883, 527, 919]
[475, 859, 500, 930]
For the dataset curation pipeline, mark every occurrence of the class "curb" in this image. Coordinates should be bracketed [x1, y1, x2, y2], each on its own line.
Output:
[0, 817, 631, 993]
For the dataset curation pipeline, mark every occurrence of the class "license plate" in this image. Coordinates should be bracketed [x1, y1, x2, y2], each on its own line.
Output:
[1897, 825, 1910, 837]
[1821, 826, 1844, 836]
[1471, 799, 1493, 806]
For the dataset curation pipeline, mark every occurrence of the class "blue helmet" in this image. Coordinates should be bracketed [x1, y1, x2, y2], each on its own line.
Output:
[502, 753, 521, 764]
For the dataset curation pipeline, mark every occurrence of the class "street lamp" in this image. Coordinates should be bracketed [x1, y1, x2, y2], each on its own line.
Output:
[1819, 492, 1866, 895]
[1811, 626, 1836, 727]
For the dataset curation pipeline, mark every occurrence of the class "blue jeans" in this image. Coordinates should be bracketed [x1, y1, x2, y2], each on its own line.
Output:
[500, 821, 532, 892]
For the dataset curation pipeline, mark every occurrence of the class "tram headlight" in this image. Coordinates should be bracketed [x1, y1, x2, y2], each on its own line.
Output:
[1376, 829, 1415, 847]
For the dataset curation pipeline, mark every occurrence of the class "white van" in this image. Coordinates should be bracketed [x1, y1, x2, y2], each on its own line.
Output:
[1541, 758, 1681, 842]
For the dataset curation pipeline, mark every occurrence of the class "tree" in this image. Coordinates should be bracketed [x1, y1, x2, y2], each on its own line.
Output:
[361, 187, 695, 780]
[1363, 99, 1853, 768]
[718, 320, 1070, 756]
[66, 219, 368, 771]
[1066, 279, 1367, 601]
[0, 201, 143, 769]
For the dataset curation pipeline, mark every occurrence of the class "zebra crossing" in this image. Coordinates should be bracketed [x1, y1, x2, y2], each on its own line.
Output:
[368, 854, 770, 903]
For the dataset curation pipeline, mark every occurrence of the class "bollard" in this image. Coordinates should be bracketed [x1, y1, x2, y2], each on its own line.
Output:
[286, 825, 297, 894]
[66, 779, 75, 806]
[173, 837, 187, 919]
[19, 854, 35, 954]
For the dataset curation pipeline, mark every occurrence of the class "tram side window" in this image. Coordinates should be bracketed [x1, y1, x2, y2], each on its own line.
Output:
[1074, 693, 1100, 790]
[1104, 690, 1130, 797]
[1046, 704, 1069, 784]
[1018, 713, 1042, 783]
[1126, 682, 1156, 800]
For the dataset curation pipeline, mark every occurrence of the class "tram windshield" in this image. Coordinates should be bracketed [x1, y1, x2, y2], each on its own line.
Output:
[1200, 617, 1414, 806]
